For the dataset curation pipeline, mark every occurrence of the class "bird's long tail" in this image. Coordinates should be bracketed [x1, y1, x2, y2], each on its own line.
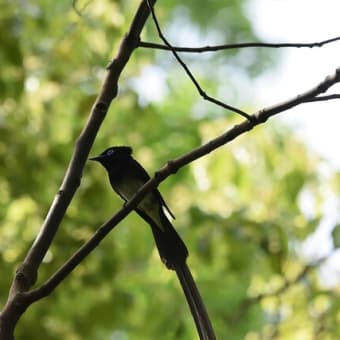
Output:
[174, 262, 216, 340]
[137, 209, 216, 340]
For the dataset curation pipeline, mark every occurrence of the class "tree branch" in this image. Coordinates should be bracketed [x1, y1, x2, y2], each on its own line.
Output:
[301, 93, 340, 103]
[0, 1, 156, 338]
[146, 0, 253, 121]
[139, 36, 340, 53]
[2, 1, 340, 338]
[21, 205, 138, 303]
[21, 67, 340, 303]
[72, 0, 92, 16]
[231, 256, 327, 324]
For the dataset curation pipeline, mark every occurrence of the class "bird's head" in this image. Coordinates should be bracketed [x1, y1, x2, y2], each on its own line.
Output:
[89, 146, 132, 168]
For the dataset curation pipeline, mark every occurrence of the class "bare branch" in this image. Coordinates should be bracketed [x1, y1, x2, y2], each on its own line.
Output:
[145, 0, 253, 121]
[2, 1, 340, 337]
[22, 67, 340, 302]
[0, 1, 156, 337]
[139, 36, 340, 53]
[301, 93, 340, 103]
[153, 68, 340, 172]
[17, 1, 155, 290]
[17, 0, 155, 291]
[22, 205, 135, 302]
[249, 262, 315, 303]
[230, 255, 329, 324]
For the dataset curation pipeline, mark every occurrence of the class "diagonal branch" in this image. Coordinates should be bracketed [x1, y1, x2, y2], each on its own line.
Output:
[15, 1, 155, 293]
[72, 0, 92, 16]
[0, 1, 156, 338]
[145, 0, 253, 121]
[231, 256, 328, 323]
[16, 0, 155, 292]
[301, 93, 340, 103]
[2, 2, 339, 338]
[154, 67, 340, 172]
[22, 67, 340, 303]
[139, 35, 340, 52]
[249, 261, 317, 302]
[21, 204, 137, 302]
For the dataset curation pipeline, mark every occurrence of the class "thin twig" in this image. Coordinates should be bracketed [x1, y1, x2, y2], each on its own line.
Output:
[232, 256, 328, 323]
[72, 0, 92, 17]
[139, 36, 340, 53]
[145, 0, 253, 121]
[249, 262, 314, 302]
[301, 93, 340, 103]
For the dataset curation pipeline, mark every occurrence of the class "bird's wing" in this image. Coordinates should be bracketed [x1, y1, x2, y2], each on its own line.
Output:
[158, 194, 176, 220]
[129, 157, 151, 182]
[130, 157, 176, 219]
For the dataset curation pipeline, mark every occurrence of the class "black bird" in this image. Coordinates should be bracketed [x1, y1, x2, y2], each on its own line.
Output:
[90, 146, 215, 340]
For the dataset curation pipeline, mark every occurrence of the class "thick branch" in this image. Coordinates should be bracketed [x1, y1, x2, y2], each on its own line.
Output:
[0, 1, 156, 338]
[17, 1, 155, 290]
[18, 0, 155, 291]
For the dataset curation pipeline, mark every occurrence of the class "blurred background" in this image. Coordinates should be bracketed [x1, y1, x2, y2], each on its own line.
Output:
[0, 0, 339, 339]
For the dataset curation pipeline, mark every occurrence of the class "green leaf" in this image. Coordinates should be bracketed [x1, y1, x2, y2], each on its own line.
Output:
[331, 224, 340, 248]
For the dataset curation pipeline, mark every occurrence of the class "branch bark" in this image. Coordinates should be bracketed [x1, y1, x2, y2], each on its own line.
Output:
[17, 67, 340, 306]
[139, 35, 340, 52]
[0, 1, 156, 338]
[1, 1, 340, 338]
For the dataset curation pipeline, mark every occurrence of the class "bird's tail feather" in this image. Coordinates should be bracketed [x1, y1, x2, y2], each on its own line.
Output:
[174, 262, 216, 340]
[137, 208, 188, 269]
[136, 209, 216, 340]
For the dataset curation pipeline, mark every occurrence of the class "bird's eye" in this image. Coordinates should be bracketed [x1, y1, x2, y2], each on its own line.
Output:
[107, 149, 115, 156]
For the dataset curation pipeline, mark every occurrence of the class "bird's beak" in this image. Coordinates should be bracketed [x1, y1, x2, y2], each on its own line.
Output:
[89, 155, 102, 161]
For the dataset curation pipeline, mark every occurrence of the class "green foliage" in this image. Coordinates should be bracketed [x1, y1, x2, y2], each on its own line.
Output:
[331, 224, 340, 249]
[0, 1, 339, 339]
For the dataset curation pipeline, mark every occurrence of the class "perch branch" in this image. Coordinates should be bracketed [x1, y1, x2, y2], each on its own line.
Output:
[22, 67, 340, 302]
